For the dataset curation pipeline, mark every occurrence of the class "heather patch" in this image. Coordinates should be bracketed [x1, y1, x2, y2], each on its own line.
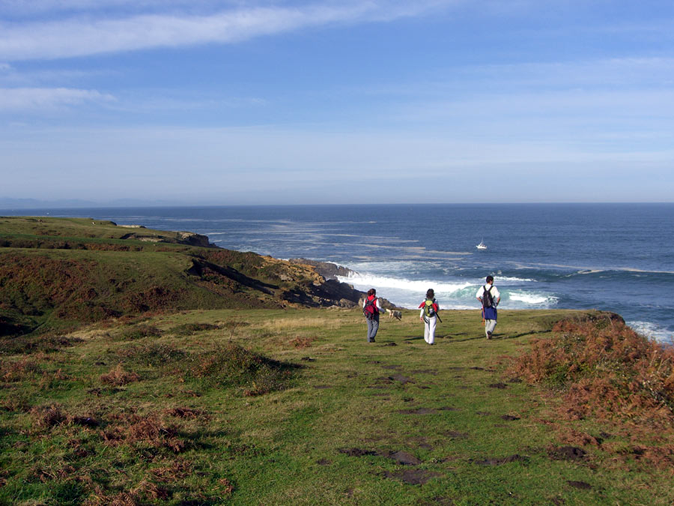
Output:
[100, 363, 141, 386]
[509, 317, 674, 426]
[115, 342, 187, 368]
[182, 342, 299, 396]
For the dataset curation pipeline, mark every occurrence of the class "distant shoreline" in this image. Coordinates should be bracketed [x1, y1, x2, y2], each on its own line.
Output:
[2, 202, 674, 212]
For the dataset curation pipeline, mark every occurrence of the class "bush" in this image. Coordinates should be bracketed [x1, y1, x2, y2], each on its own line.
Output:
[100, 412, 186, 455]
[0, 334, 82, 355]
[116, 343, 187, 368]
[183, 343, 298, 396]
[100, 364, 141, 386]
[1, 356, 43, 381]
[30, 403, 67, 428]
[509, 317, 674, 426]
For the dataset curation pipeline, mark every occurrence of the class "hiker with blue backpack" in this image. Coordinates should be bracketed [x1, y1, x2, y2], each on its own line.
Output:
[476, 275, 501, 339]
[419, 288, 440, 345]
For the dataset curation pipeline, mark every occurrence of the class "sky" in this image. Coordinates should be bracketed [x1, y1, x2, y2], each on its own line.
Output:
[1, 0, 673, 206]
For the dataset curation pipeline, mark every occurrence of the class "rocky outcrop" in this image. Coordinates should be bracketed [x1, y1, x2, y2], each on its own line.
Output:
[177, 232, 212, 248]
[286, 258, 400, 309]
[289, 258, 355, 280]
[307, 279, 366, 308]
[118, 231, 213, 248]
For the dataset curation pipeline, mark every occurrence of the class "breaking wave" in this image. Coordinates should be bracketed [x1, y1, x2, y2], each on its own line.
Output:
[507, 291, 559, 306]
[339, 272, 472, 295]
[628, 321, 674, 345]
[338, 272, 558, 310]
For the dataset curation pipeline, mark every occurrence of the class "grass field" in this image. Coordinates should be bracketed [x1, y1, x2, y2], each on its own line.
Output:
[2, 216, 672, 504]
[2, 307, 673, 505]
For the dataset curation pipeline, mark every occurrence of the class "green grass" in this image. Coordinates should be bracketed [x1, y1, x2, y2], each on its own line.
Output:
[2, 307, 672, 505]
[2, 217, 671, 503]
[0, 217, 330, 337]
[0, 216, 194, 244]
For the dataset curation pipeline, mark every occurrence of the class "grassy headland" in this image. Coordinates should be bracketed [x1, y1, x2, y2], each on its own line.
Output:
[1, 218, 673, 505]
[0, 217, 361, 337]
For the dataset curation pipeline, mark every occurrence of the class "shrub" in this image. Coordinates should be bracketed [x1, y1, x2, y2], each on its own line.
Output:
[0, 334, 82, 355]
[116, 343, 187, 368]
[30, 403, 67, 428]
[289, 336, 316, 349]
[183, 343, 298, 396]
[1, 356, 43, 381]
[509, 317, 674, 426]
[100, 412, 186, 454]
[100, 364, 141, 386]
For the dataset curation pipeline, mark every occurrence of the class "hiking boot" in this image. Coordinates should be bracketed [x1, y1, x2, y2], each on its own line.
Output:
[487, 332, 492, 339]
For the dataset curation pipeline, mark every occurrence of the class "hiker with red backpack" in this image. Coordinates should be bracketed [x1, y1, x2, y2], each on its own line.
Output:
[362, 288, 392, 343]
[418, 288, 440, 345]
[476, 275, 501, 339]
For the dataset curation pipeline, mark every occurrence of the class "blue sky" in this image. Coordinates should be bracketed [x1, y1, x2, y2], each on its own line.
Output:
[1, 0, 673, 205]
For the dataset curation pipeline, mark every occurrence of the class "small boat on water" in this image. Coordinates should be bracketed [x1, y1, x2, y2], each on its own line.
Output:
[476, 239, 487, 250]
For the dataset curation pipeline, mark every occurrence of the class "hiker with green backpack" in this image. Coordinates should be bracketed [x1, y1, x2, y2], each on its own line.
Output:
[418, 289, 441, 345]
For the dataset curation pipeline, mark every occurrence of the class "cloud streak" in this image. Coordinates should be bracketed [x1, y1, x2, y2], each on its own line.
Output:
[0, 87, 115, 111]
[0, 1, 456, 61]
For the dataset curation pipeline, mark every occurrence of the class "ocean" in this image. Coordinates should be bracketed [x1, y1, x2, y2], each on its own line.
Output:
[4, 204, 673, 344]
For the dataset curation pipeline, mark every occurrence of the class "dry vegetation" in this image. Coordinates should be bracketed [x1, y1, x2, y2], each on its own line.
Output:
[100, 364, 142, 387]
[510, 315, 674, 427]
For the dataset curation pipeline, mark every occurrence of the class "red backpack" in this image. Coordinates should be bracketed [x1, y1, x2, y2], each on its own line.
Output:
[363, 296, 379, 320]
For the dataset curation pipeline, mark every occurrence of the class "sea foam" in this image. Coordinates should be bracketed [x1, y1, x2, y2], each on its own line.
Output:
[628, 321, 674, 345]
[507, 291, 559, 306]
[338, 271, 558, 310]
[338, 272, 472, 295]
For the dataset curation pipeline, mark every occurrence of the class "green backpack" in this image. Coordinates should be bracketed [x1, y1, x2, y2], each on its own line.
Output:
[424, 299, 437, 317]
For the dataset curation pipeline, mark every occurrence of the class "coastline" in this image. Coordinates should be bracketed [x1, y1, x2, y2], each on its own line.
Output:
[2, 214, 670, 344]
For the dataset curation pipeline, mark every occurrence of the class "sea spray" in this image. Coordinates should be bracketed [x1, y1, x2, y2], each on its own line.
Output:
[338, 272, 560, 310]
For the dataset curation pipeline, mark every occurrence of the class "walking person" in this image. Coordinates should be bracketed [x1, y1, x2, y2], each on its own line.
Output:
[476, 275, 500, 339]
[419, 289, 440, 345]
[362, 288, 390, 343]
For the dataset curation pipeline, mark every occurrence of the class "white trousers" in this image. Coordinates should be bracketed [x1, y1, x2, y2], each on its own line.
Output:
[424, 316, 437, 344]
[485, 319, 497, 336]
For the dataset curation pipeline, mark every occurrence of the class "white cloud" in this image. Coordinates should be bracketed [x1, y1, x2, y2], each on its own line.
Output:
[0, 67, 112, 87]
[0, 0, 241, 16]
[0, 1, 458, 61]
[0, 87, 115, 111]
[109, 94, 268, 113]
